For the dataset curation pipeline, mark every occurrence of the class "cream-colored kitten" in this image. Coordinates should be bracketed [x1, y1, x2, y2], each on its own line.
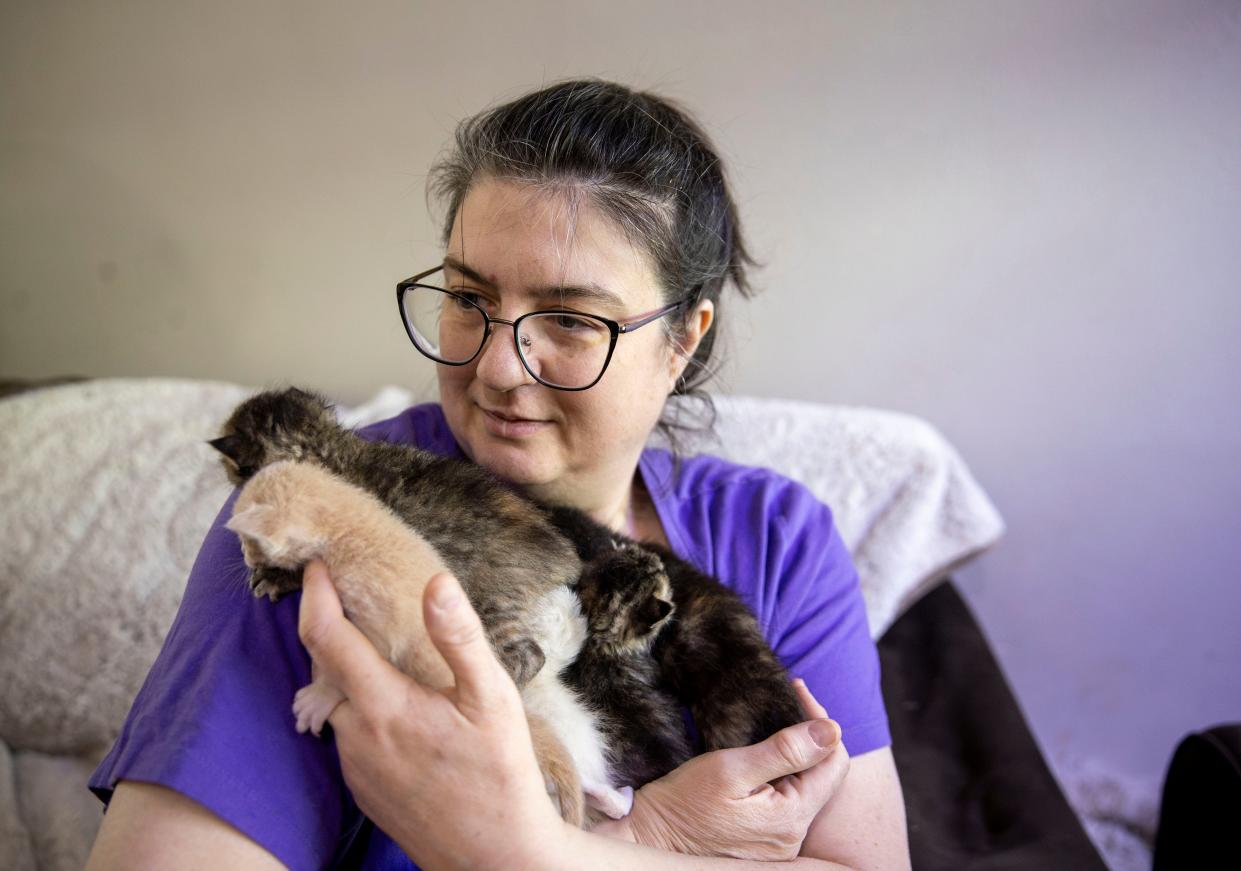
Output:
[226, 459, 600, 825]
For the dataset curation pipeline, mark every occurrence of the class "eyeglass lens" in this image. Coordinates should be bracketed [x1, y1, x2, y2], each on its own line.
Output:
[400, 285, 613, 389]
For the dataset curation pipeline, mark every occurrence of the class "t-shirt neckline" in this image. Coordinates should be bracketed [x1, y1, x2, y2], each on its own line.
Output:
[407, 402, 691, 562]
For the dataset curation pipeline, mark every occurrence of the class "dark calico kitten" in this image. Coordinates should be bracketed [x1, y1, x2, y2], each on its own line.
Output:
[551, 508, 806, 788]
[210, 387, 805, 790]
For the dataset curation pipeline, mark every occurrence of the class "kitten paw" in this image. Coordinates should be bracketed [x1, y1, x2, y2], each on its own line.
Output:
[250, 565, 302, 602]
[496, 637, 547, 688]
[584, 783, 634, 819]
[292, 681, 345, 736]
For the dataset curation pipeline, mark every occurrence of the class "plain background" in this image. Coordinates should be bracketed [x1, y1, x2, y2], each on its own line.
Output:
[3, 0, 1239, 824]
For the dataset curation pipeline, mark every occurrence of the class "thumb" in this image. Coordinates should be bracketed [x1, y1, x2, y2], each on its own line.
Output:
[422, 572, 511, 716]
[298, 558, 415, 714]
[730, 718, 842, 789]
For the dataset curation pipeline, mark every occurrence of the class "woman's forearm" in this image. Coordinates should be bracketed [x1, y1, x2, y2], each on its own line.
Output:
[298, 564, 877, 869]
[547, 825, 857, 870]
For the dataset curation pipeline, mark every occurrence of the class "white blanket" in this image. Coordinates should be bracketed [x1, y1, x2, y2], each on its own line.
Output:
[659, 393, 1005, 639]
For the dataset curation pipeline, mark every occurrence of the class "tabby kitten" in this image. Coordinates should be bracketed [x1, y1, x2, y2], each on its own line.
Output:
[209, 387, 575, 690]
[209, 387, 805, 797]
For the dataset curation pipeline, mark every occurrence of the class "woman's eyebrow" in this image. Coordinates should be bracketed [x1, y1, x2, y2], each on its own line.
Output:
[442, 256, 625, 310]
[531, 284, 625, 311]
[442, 256, 496, 288]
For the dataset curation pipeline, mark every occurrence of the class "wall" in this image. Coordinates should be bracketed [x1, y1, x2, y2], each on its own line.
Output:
[3, 0, 1238, 809]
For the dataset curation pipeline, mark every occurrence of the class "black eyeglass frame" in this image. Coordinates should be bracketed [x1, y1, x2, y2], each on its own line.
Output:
[396, 265, 694, 391]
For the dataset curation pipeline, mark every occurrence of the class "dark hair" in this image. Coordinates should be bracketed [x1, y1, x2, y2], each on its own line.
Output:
[426, 77, 761, 451]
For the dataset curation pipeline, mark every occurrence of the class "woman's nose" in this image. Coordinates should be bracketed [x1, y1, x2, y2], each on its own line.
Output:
[473, 323, 535, 391]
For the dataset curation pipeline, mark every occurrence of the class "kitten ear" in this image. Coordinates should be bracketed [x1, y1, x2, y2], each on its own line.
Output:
[226, 504, 276, 540]
[654, 598, 673, 622]
[208, 434, 244, 463]
[228, 504, 316, 562]
[638, 597, 674, 633]
[227, 505, 287, 558]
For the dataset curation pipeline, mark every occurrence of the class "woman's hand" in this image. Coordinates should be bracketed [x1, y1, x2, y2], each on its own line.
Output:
[595, 681, 851, 862]
[297, 559, 568, 870]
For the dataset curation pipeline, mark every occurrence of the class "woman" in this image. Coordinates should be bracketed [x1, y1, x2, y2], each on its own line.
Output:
[87, 78, 910, 869]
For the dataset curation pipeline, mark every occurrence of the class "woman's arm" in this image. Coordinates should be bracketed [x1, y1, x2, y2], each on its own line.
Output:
[595, 682, 909, 870]
[299, 560, 903, 869]
[86, 490, 360, 870]
[797, 746, 910, 871]
[558, 746, 905, 870]
[85, 781, 288, 870]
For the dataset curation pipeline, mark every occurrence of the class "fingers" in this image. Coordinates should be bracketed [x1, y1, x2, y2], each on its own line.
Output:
[774, 730, 850, 808]
[728, 715, 843, 789]
[774, 677, 849, 803]
[793, 677, 828, 721]
[298, 559, 419, 716]
[421, 572, 513, 717]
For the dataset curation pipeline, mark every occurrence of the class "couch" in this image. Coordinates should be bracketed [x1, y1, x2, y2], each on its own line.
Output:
[0, 377, 1109, 869]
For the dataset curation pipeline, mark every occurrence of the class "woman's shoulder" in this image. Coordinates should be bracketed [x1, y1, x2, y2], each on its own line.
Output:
[641, 447, 845, 585]
[641, 448, 838, 535]
[353, 401, 460, 454]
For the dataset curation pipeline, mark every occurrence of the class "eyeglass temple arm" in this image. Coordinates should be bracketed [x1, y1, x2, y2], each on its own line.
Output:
[407, 265, 444, 283]
[618, 296, 693, 333]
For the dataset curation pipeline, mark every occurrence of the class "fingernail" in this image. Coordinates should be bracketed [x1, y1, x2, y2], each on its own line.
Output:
[430, 575, 462, 611]
[809, 719, 839, 749]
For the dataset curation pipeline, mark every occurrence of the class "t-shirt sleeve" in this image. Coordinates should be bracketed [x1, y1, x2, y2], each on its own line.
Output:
[739, 477, 892, 757]
[88, 490, 356, 871]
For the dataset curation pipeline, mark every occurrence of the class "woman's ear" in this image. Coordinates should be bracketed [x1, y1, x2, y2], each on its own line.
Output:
[668, 298, 715, 389]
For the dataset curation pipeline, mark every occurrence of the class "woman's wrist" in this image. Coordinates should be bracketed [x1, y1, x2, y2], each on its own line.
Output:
[589, 814, 638, 845]
[585, 783, 699, 856]
[516, 818, 603, 871]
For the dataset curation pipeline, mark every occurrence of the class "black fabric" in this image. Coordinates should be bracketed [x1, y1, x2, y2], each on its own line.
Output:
[1152, 723, 1241, 871]
[878, 582, 1106, 870]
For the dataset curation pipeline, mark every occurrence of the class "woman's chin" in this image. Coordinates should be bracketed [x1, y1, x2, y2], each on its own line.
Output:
[464, 434, 559, 488]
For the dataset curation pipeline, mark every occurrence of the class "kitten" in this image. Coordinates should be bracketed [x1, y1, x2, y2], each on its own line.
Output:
[225, 459, 591, 825]
[550, 508, 807, 789]
[209, 387, 577, 690]
[210, 387, 805, 812]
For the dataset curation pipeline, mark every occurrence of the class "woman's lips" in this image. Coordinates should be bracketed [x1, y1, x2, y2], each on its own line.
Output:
[479, 406, 551, 439]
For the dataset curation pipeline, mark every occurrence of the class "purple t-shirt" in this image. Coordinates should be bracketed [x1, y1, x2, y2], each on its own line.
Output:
[89, 402, 890, 870]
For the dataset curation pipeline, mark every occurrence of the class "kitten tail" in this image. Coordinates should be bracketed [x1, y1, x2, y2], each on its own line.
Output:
[527, 711, 585, 828]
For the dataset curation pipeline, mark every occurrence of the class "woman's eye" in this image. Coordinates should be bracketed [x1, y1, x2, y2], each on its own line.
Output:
[449, 290, 489, 311]
[553, 313, 591, 330]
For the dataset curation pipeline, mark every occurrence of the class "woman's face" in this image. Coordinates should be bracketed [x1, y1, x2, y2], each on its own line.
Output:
[435, 177, 696, 502]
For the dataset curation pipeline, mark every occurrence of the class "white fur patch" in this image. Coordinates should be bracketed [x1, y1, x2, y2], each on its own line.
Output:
[521, 588, 617, 799]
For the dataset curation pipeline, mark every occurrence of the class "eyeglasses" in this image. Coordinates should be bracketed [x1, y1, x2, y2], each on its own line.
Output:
[396, 265, 691, 391]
